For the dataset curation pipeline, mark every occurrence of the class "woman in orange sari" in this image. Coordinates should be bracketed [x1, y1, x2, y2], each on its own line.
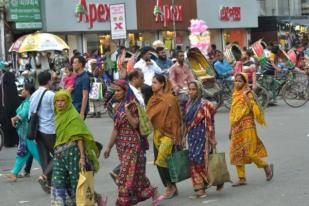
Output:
[147, 74, 182, 199]
[230, 73, 273, 186]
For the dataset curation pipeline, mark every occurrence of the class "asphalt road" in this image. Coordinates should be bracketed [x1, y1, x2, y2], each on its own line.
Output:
[1, 101, 309, 206]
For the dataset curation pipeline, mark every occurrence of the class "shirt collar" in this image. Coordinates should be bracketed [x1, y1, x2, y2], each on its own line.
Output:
[76, 70, 85, 77]
[129, 83, 141, 93]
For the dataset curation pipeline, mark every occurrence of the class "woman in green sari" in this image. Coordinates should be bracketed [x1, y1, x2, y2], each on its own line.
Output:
[51, 90, 99, 206]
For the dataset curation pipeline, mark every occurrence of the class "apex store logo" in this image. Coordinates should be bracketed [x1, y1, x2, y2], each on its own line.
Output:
[75, 0, 110, 28]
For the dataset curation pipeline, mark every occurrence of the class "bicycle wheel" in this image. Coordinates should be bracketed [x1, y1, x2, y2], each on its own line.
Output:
[254, 85, 270, 110]
[282, 82, 309, 108]
[0, 126, 4, 151]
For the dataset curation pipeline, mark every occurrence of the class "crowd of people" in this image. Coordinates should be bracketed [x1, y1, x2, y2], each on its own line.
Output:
[2, 37, 309, 206]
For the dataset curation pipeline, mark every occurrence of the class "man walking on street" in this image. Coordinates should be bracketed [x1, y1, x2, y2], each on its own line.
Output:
[29, 71, 55, 193]
[155, 47, 173, 75]
[72, 56, 90, 120]
[134, 46, 162, 105]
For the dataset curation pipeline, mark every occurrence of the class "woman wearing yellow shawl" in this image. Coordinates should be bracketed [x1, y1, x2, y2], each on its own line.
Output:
[230, 73, 273, 186]
[51, 90, 99, 205]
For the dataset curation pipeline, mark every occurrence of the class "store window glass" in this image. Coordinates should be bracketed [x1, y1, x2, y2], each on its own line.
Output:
[223, 29, 247, 48]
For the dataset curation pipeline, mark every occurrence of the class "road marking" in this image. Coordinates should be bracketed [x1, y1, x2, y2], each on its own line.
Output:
[202, 199, 218, 204]
[19, 201, 29, 204]
[31, 167, 40, 171]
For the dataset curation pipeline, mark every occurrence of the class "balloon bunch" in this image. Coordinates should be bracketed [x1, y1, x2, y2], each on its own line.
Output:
[188, 19, 210, 56]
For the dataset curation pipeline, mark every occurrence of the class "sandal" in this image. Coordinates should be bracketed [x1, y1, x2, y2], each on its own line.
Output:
[164, 187, 178, 199]
[265, 164, 274, 181]
[37, 176, 51, 194]
[232, 179, 247, 187]
[18, 172, 30, 178]
[3, 173, 17, 182]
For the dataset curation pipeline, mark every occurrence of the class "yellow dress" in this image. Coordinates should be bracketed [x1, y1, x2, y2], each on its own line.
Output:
[229, 78, 268, 178]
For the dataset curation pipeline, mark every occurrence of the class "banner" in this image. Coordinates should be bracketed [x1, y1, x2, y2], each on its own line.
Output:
[110, 4, 127, 40]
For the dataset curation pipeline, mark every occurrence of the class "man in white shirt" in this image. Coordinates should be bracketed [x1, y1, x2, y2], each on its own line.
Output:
[134, 46, 162, 86]
[128, 69, 145, 107]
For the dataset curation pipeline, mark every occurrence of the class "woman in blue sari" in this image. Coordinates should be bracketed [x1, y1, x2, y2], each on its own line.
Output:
[184, 80, 220, 198]
[4, 83, 41, 182]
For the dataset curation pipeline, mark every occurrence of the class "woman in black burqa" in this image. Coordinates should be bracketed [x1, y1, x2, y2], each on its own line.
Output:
[0, 62, 20, 147]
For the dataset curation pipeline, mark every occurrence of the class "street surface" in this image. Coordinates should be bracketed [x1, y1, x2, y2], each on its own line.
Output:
[1, 101, 309, 206]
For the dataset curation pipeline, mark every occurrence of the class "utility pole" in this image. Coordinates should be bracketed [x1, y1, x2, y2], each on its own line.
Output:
[172, 0, 176, 50]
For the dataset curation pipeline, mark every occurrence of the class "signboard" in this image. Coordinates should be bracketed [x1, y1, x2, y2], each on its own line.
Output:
[8, 0, 41, 22]
[110, 4, 127, 39]
[219, 6, 241, 21]
[75, 0, 110, 29]
[15, 22, 42, 29]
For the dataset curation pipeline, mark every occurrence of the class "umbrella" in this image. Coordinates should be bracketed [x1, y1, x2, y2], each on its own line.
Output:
[9, 32, 69, 53]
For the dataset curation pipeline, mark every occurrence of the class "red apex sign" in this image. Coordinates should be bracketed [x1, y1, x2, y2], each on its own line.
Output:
[219, 6, 241, 21]
[76, 0, 110, 28]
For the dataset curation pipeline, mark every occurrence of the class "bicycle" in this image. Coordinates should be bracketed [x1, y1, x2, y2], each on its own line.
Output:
[0, 124, 4, 151]
[258, 68, 309, 108]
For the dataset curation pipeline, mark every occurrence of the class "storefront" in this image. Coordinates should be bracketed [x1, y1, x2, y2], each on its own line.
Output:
[252, 16, 309, 49]
[196, 0, 258, 50]
[42, 0, 138, 55]
[136, 0, 197, 51]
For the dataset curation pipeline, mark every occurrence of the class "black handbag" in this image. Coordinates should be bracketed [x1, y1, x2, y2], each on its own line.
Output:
[28, 90, 47, 140]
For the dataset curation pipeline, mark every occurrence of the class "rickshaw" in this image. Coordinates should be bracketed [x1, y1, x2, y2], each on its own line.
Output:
[187, 48, 233, 109]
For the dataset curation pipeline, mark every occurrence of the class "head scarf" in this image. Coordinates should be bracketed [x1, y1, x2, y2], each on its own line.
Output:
[54, 90, 99, 172]
[113, 80, 137, 127]
[230, 73, 265, 126]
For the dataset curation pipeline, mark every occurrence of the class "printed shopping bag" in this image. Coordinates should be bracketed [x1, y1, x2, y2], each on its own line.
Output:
[76, 170, 95, 206]
[207, 148, 232, 186]
[166, 149, 191, 183]
[89, 82, 103, 100]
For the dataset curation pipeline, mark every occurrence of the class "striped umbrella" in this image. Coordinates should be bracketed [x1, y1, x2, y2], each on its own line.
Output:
[9, 32, 69, 53]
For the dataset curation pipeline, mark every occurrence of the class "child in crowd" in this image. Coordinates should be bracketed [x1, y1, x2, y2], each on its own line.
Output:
[63, 64, 76, 93]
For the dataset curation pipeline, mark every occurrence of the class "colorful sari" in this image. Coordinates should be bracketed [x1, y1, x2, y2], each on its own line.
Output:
[114, 85, 155, 206]
[229, 73, 268, 178]
[51, 90, 99, 206]
[185, 81, 216, 191]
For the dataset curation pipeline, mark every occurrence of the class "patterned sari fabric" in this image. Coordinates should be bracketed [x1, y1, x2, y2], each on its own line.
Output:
[185, 97, 216, 191]
[229, 73, 268, 166]
[114, 87, 155, 206]
[51, 90, 99, 206]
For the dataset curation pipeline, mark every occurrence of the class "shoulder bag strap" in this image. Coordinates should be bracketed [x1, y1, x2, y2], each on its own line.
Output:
[36, 89, 48, 113]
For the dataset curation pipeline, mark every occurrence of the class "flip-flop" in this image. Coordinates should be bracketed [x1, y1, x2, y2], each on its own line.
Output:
[188, 193, 208, 199]
[152, 195, 165, 206]
[267, 164, 274, 181]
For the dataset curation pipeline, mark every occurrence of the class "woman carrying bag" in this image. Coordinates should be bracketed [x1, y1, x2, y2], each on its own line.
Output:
[51, 90, 99, 205]
[147, 74, 183, 199]
[104, 80, 163, 206]
[230, 73, 273, 187]
[184, 80, 223, 199]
